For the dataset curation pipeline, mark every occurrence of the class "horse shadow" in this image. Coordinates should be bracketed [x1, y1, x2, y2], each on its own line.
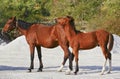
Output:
[0, 65, 61, 72]
[79, 66, 120, 71]
[0, 65, 27, 71]
[0, 65, 120, 74]
[77, 66, 120, 74]
[39, 65, 120, 74]
[44, 65, 120, 74]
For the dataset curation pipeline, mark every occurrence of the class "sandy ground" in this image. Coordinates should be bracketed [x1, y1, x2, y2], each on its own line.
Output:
[0, 35, 120, 79]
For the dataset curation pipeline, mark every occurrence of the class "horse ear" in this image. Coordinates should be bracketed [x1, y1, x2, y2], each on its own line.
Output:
[70, 18, 74, 23]
[66, 16, 74, 22]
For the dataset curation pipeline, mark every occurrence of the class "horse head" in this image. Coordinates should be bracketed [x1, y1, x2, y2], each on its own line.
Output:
[2, 16, 16, 34]
[55, 16, 74, 25]
[55, 16, 76, 32]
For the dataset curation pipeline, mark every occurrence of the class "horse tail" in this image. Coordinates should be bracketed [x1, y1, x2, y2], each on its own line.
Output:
[108, 34, 114, 51]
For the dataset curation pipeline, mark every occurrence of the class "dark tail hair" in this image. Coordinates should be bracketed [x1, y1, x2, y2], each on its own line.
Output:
[108, 34, 114, 51]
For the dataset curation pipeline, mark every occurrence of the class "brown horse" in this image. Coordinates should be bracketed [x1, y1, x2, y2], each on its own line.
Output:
[2, 16, 72, 72]
[55, 16, 114, 75]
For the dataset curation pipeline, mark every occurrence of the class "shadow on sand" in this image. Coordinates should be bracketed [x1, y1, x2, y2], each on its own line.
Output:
[0, 65, 27, 71]
[0, 65, 120, 74]
[77, 66, 120, 74]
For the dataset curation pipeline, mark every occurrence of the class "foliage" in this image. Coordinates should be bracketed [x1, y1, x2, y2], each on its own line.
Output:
[0, 0, 120, 37]
[88, 0, 120, 35]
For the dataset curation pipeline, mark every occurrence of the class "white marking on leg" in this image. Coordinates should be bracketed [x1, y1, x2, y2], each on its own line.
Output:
[57, 65, 64, 72]
[65, 68, 71, 75]
[107, 59, 112, 74]
[101, 59, 107, 75]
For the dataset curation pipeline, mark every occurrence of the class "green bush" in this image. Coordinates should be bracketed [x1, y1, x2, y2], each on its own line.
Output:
[0, 0, 119, 39]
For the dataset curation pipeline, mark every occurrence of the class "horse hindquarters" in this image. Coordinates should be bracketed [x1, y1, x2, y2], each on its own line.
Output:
[106, 34, 114, 73]
[100, 33, 114, 74]
[100, 46, 112, 74]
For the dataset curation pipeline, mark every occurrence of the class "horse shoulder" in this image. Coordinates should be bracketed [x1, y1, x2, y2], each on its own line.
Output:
[25, 25, 39, 45]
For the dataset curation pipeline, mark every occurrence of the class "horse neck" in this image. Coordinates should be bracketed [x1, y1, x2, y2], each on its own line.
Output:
[65, 24, 76, 42]
[50, 26, 57, 38]
[17, 27, 27, 36]
[16, 20, 32, 36]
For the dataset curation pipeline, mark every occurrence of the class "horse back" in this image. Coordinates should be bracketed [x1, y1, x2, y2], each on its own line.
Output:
[26, 24, 59, 48]
[70, 32, 98, 50]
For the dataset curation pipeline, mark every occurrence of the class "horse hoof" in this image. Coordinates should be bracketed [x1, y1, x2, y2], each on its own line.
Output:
[107, 71, 111, 74]
[57, 65, 63, 72]
[57, 68, 62, 72]
[65, 69, 71, 75]
[100, 72, 104, 75]
[37, 68, 42, 72]
[57, 69, 62, 72]
[28, 69, 32, 72]
[28, 67, 34, 72]
[65, 71, 71, 75]
[74, 72, 77, 75]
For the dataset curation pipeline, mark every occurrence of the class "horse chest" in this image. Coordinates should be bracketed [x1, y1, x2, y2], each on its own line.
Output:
[79, 40, 97, 49]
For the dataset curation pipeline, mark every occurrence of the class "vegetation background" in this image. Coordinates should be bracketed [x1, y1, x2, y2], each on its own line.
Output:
[0, 0, 120, 39]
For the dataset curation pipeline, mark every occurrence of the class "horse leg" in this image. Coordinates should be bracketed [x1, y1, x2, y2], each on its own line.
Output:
[101, 46, 110, 75]
[57, 46, 70, 72]
[36, 46, 43, 72]
[28, 44, 35, 72]
[69, 52, 74, 69]
[65, 49, 78, 75]
[58, 55, 68, 72]
[58, 52, 74, 73]
[107, 52, 112, 74]
[101, 58, 107, 75]
[65, 52, 74, 74]
[107, 34, 113, 74]
[74, 50, 79, 75]
[71, 53, 74, 61]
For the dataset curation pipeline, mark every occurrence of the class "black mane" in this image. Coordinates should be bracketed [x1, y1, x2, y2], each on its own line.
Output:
[17, 20, 33, 30]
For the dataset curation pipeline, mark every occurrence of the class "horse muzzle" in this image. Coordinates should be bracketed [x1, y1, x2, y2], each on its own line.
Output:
[1, 29, 7, 35]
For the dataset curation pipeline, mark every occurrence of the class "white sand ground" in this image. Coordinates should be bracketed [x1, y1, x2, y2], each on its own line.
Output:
[0, 35, 120, 79]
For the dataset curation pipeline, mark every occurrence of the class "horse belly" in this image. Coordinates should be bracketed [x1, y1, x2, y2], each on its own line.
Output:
[42, 42, 58, 48]
[79, 40, 97, 50]
[38, 39, 59, 48]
